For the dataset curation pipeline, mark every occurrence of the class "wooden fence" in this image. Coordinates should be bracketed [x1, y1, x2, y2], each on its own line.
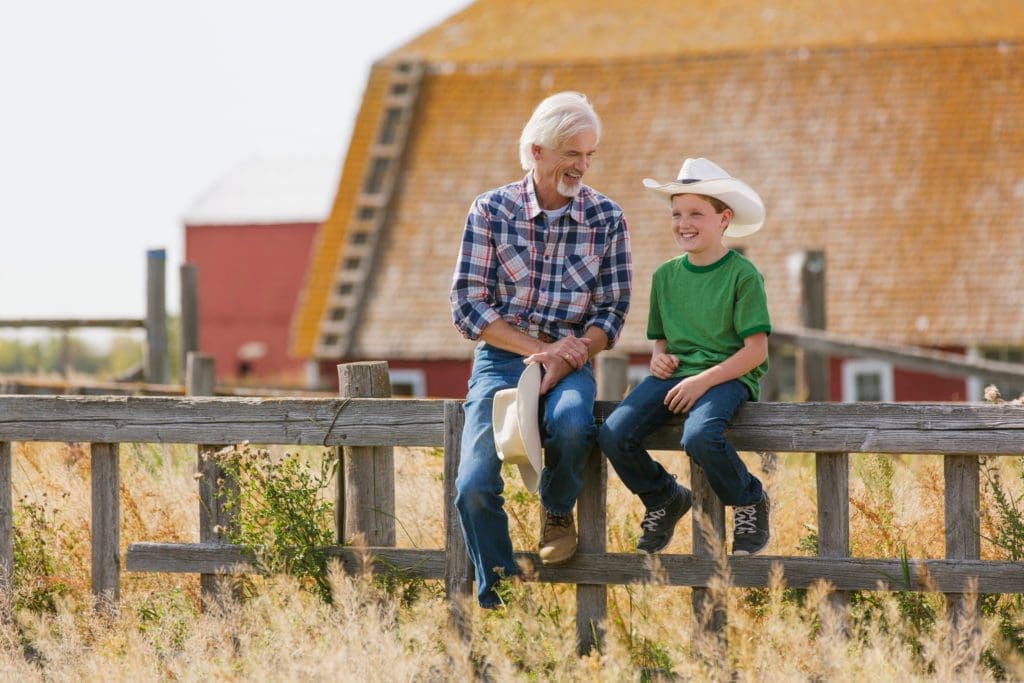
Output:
[1, 357, 1024, 654]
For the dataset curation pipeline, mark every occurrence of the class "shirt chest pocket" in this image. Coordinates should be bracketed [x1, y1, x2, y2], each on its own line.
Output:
[561, 253, 602, 291]
[495, 243, 531, 284]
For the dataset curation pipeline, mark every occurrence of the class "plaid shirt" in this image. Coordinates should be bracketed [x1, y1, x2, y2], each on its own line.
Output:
[450, 174, 632, 347]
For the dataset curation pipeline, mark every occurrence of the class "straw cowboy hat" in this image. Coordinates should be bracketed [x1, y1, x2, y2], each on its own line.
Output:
[492, 362, 543, 493]
[642, 157, 766, 237]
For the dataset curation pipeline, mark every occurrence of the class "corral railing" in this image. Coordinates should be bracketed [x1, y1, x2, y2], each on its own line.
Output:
[1, 358, 1023, 654]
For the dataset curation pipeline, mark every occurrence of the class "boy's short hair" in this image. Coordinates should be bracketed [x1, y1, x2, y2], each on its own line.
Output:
[519, 92, 601, 171]
[672, 192, 731, 215]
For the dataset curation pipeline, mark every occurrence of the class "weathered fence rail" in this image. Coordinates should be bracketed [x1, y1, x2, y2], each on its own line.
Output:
[2, 362, 1024, 653]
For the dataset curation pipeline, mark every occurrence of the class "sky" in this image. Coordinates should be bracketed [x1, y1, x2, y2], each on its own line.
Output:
[0, 0, 470, 335]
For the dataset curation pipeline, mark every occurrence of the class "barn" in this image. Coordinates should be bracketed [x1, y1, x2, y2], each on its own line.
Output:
[185, 156, 338, 384]
[290, 0, 1024, 400]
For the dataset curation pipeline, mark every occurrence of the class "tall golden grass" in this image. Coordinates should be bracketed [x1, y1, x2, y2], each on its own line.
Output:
[3, 440, 1024, 681]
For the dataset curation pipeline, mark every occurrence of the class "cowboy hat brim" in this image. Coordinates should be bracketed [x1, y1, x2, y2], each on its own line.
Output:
[492, 362, 543, 493]
[642, 177, 766, 237]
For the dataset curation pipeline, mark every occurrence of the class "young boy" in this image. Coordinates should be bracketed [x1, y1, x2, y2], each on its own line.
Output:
[597, 157, 771, 555]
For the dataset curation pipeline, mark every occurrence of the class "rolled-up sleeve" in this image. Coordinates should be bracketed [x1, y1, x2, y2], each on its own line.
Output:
[450, 196, 502, 340]
[586, 213, 632, 347]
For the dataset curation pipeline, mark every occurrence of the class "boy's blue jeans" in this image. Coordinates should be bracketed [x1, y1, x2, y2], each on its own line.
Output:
[455, 344, 597, 607]
[598, 376, 763, 509]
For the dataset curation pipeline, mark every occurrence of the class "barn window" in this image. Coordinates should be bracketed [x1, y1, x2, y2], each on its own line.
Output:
[330, 308, 346, 321]
[359, 207, 376, 220]
[842, 359, 893, 402]
[351, 231, 368, 245]
[322, 334, 339, 348]
[337, 283, 354, 296]
[344, 257, 361, 270]
[389, 368, 426, 397]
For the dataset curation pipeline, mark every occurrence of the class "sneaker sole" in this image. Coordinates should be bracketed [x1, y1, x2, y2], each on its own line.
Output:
[732, 535, 770, 556]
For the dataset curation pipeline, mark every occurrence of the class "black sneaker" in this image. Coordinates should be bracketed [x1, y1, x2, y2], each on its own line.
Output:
[637, 485, 692, 554]
[732, 493, 770, 555]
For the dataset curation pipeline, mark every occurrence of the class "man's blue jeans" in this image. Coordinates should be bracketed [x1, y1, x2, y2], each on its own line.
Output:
[455, 343, 596, 607]
[598, 376, 763, 509]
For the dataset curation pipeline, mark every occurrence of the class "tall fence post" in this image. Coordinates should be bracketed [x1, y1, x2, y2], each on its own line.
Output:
[575, 354, 626, 654]
[945, 454, 980, 629]
[189, 353, 235, 607]
[0, 441, 11, 617]
[443, 400, 471, 637]
[179, 263, 200, 381]
[337, 362, 395, 546]
[91, 442, 120, 612]
[799, 250, 828, 401]
[145, 248, 168, 385]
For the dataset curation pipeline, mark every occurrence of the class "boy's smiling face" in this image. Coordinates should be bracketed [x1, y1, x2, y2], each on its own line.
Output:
[670, 193, 733, 264]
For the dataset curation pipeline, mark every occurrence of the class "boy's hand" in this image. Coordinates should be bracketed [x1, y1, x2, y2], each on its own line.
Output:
[665, 375, 710, 414]
[650, 352, 679, 380]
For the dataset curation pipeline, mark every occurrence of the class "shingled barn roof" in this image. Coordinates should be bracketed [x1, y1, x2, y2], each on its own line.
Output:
[291, 0, 1024, 361]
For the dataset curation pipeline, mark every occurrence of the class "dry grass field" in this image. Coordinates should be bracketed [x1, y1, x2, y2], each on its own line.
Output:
[3, 438, 1024, 681]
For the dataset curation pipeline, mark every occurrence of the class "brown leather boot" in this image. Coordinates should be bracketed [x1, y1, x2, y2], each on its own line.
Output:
[539, 510, 577, 565]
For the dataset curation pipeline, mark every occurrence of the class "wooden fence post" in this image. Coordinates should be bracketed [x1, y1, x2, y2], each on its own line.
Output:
[443, 400, 471, 636]
[799, 250, 828, 401]
[575, 354, 626, 654]
[691, 465, 726, 636]
[0, 441, 11, 613]
[188, 353, 235, 606]
[145, 248, 168, 385]
[945, 454, 980, 629]
[91, 442, 120, 611]
[816, 451, 850, 627]
[337, 362, 395, 546]
[179, 263, 199, 380]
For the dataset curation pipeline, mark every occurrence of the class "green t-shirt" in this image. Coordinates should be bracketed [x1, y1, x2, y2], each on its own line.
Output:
[647, 250, 771, 400]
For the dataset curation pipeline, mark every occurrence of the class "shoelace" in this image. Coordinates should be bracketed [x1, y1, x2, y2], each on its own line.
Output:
[641, 507, 667, 533]
[734, 504, 757, 535]
[545, 514, 573, 530]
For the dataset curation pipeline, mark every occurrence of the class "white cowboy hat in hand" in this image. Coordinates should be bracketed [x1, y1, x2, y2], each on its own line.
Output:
[643, 157, 766, 237]
[492, 362, 543, 493]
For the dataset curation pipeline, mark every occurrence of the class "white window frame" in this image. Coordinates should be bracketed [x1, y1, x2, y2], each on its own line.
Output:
[841, 359, 894, 402]
[389, 368, 427, 397]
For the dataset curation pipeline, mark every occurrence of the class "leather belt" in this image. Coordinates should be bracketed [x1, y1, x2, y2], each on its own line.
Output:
[536, 331, 556, 343]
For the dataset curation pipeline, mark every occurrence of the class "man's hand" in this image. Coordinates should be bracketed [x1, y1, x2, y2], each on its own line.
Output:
[664, 375, 711, 414]
[650, 352, 679, 380]
[524, 337, 591, 394]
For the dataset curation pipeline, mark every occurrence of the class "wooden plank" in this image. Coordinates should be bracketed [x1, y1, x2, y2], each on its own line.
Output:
[0, 396, 447, 446]
[91, 443, 120, 609]
[338, 362, 395, 546]
[0, 442, 11, 596]
[125, 544, 1024, 594]
[0, 319, 145, 329]
[771, 326, 1024, 385]
[2, 397, 1022, 453]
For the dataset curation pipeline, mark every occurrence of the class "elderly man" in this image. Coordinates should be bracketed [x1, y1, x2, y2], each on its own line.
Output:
[449, 91, 632, 608]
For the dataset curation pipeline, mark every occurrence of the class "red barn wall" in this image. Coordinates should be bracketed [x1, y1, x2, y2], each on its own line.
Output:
[185, 222, 317, 382]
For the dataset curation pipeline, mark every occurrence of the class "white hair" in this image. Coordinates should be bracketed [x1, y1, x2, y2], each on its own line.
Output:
[518, 91, 601, 171]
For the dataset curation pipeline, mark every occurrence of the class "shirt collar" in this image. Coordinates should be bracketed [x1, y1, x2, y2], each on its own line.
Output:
[519, 173, 588, 224]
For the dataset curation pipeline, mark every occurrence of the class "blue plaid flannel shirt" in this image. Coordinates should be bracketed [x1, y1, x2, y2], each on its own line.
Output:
[450, 174, 632, 347]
